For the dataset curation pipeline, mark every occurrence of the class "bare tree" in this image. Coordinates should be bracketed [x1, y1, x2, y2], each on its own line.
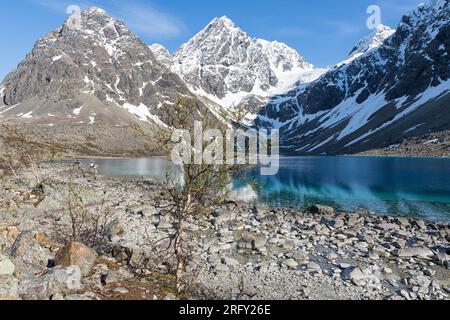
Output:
[153, 97, 245, 294]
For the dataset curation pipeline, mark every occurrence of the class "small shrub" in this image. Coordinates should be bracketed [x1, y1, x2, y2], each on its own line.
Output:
[49, 175, 114, 251]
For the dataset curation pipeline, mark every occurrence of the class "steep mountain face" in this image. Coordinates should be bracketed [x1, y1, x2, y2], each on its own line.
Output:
[148, 43, 173, 68]
[0, 7, 208, 154]
[151, 17, 325, 110]
[257, 1, 450, 155]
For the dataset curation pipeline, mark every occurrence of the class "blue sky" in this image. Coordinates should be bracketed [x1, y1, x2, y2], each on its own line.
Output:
[0, 0, 425, 80]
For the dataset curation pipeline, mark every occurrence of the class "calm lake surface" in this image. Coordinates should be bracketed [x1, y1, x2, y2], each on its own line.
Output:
[77, 156, 450, 222]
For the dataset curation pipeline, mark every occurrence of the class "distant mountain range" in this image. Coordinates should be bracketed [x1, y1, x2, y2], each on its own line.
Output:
[1, 1, 449, 156]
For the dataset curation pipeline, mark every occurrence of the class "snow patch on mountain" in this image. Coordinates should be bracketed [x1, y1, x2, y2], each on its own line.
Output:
[122, 103, 152, 121]
[52, 55, 63, 62]
[21, 111, 33, 119]
[73, 106, 83, 115]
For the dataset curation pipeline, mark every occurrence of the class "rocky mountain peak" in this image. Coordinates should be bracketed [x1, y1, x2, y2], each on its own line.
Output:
[63, 7, 117, 30]
[433, 0, 449, 10]
[30, 7, 133, 61]
[85, 6, 108, 15]
[148, 44, 172, 67]
[347, 24, 395, 61]
[209, 16, 237, 30]
[170, 16, 325, 108]
[401, 0, 449, 27]
[0, 6, 200, 129]
[182, 15, 249, 52]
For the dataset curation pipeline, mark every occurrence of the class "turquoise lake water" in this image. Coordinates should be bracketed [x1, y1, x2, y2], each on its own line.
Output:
[77, 156, 450, 222]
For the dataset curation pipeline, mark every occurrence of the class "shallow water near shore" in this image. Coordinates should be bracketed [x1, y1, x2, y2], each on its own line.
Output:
[68, 156, 450, 222]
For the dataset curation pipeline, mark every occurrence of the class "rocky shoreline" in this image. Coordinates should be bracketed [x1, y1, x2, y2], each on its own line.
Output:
[0, 163, 449, 300]
[356, 130, 450, 158]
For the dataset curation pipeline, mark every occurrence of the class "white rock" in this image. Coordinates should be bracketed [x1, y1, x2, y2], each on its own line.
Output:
[383, 267, 393, 274]
[18, 266, 82, 300]
[283, 259, 298, 270]
[0, 255, 15, 276]
[398, 247, 434, 259]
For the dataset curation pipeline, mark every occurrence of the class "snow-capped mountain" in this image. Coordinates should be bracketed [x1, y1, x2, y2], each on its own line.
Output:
[0, 7, 210, 154]
[257, 0, 450, 155]
[340, 24, 395, 65]
[151, 16, 326, 110]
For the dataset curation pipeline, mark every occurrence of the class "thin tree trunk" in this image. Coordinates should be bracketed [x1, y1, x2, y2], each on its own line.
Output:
[175, 221, 186, 293]
[27, 154, 40, 186]
[7, 163, 20, 182]
[175, 194, 191, 294]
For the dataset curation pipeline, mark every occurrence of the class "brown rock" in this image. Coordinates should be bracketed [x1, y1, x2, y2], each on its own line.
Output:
[111, 245, 133, 263]
[309, 205, 334, 216]
[34, 232, 61, 253]
[35, 232, 51, 248]
[56, 242, 97, 276]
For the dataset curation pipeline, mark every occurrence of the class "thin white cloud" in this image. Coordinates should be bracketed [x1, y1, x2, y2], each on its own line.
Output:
[27, 0, 186, 39]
